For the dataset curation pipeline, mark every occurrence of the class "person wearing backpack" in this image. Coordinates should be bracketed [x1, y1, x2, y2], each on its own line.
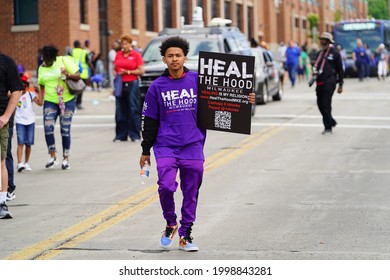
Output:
[14, 73, 42, 172]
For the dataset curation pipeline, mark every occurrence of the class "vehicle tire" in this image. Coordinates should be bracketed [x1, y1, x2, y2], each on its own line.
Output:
[272, 82, 283, 101]
[258, 84, 268, 105]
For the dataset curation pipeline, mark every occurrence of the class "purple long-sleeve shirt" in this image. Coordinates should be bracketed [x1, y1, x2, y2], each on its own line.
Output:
[142, 70, 206, 160]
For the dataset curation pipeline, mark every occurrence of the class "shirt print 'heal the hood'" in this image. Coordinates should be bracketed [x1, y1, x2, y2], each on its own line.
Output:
[161, 87, 197, 113]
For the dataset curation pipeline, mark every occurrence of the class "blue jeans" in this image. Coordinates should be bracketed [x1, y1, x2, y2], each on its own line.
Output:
[355, 61, 365, 80]
[115, 80, 141, 141]
[43, 98, 76, 157]
[286, 63, 298, 86]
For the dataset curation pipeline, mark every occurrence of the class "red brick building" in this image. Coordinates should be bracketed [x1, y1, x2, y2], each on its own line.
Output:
[0, 0, 368, 75]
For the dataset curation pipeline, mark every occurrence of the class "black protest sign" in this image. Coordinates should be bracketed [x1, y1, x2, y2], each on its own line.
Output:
[197, 51, 254, 135]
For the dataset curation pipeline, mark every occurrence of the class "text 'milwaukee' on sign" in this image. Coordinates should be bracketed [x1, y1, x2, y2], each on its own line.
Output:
[197, 51, 255, 135]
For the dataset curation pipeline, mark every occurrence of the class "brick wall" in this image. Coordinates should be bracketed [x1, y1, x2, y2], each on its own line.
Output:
[0, 0, 99, 75]
[0, 0, 368, 75]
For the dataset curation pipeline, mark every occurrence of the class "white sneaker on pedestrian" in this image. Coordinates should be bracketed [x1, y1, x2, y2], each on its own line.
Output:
[62, 158, 71, 170]
[45, 157, 58, 168]
[0, 202, 12, 219]
[24, 162, 32, 171]
[6, 191, 16, 201]
[17, 163, 25, 172]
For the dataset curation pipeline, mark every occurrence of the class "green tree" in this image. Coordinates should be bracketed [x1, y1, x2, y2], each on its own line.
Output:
[368, 0, 389, 19]
[308, 13, 320, 42]
[334, 10, 342, 22]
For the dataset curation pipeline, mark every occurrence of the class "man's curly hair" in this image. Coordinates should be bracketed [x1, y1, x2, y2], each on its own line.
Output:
[160, 36, 190, 56]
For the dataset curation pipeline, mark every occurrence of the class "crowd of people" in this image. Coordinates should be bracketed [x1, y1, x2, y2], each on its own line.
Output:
[0, 32, 389, 253]
[0, 35, 146, 220]
[0, 35, 257, 253]
[352, 39, 389, 81]
[278, 39, 389, 87]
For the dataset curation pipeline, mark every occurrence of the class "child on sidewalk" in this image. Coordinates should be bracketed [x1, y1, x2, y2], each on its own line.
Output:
[15, 73, 41, 172]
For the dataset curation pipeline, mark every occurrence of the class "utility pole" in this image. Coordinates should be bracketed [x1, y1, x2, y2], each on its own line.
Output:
[344, 0, 347, 20]
[388, 0, 390, 19]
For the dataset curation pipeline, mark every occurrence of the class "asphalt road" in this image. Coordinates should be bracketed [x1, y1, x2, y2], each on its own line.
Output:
[1, 77, 390, 260]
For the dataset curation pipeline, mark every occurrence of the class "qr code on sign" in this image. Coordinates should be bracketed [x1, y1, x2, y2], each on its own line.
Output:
[214, 110, 232, 129]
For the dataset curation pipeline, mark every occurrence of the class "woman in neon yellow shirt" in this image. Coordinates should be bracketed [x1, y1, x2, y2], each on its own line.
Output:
[37, 45, 81, 170]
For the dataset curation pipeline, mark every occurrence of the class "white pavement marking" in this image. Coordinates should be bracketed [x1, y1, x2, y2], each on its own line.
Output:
[254, 114, 390, 121]
[35, 124, 114, 129]
[36, 115, 113, 119]
[251, 122, 390, 129]
[33, 114, 390, 129]
[251, 113, 390, 129]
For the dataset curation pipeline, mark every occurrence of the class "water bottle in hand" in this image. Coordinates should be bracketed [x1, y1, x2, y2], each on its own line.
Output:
[140, 161, 150, 185]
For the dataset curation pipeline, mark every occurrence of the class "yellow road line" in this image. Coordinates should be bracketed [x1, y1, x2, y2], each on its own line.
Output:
[6, 126, 282, 260]
[6, 186, 157, 260]
[35, 194, 160, 260]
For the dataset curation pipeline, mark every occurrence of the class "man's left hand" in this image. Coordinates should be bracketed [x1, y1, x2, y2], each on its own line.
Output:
[337, 86, 343, 94]
[248, 92, 256, 104]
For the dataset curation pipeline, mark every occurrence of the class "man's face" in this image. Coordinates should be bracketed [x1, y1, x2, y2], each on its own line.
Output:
[320, 39, 329, 48]
[162, 47, 187, 71]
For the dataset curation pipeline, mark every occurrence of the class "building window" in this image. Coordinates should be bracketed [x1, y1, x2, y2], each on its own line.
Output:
[14, 0, 38, 25]
[181, 0, 189, 25]
[224, 1, 231, 19]
[197, 0, 203, 6]
[131, 0, 136, 29]
[211, 0, 218, 18]
[146, 0, 155, 31]
[247, 6, 253, 39]
[164, 1, 172, 28]
[99, 0, 107, 9]
[295, 17, 300, 28]
[302, 19, 307, 29]
[236, 3, 242, 31]
[80, 0, 86, 24]
[329, 0, 335, 10]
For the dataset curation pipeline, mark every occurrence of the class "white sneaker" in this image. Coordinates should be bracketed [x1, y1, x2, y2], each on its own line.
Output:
[62, 158, 71, 170]
[0, 202, 12, 219]
[6, 191, 16, 201]
[24, 162, 32, 171]
[45, 157, 58, 168]
[17, 163, 25, 172]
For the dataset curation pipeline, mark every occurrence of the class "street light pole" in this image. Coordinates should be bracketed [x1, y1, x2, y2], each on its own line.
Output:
[388, 0, 390, 19]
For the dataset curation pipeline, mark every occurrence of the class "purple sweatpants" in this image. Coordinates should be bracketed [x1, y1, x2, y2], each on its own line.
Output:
[156, 157, 204, 237]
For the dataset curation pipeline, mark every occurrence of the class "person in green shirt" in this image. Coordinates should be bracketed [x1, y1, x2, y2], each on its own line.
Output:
[37, 45, 81, 170]
[298, 45, 309, 82]
[72, 40, 94, 110]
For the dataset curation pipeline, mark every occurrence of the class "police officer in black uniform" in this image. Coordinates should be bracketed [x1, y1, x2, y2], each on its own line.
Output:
[312, 32, 344, 135]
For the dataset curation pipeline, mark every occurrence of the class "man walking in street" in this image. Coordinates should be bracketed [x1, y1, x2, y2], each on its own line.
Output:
[140, 36, 205, 252]
[352, 38, 368, 82]
[285, 40, 301, 88]
[0, 50, 24, 219]
[139, 36, 255, 252]
[313, 32, 344, 135]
